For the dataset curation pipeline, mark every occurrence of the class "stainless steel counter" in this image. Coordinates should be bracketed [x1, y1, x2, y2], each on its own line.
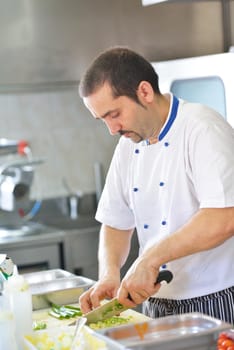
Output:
[0, 218, 100, 278]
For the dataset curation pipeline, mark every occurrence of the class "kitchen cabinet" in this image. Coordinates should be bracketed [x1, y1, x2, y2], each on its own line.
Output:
[63, 226, 100, 281]
[0, 220, 139, 280]
[4, 243, 63, 274]
[0, 226, 65, 274]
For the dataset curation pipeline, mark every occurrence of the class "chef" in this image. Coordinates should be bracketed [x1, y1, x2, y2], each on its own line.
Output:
[78, 47, 234, 324]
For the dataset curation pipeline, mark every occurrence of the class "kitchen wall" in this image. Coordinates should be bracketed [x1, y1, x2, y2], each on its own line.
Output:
[0, 0, 233, 200]
[0, 87, 118, 199]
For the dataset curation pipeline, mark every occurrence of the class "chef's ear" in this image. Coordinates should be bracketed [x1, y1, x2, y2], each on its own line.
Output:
[136, 81, 154, 104]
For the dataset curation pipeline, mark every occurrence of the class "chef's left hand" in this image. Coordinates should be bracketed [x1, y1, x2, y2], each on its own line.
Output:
[117, 256, 161, 307]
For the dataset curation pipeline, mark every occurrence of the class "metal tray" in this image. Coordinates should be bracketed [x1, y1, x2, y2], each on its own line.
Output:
[23, 269, 95, 310]
[100, 313, 232, 350]
[23, 269, 74, 284]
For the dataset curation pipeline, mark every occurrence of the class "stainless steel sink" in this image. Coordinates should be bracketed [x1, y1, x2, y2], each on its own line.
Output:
[0, 216, 99, 242]
[43, 216, 100, 230]
[0, 222, 57, 239]
[29, 194, 99, 230]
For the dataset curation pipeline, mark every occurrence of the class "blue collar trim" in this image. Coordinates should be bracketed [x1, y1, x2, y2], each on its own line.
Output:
[158, 95, 179, 141]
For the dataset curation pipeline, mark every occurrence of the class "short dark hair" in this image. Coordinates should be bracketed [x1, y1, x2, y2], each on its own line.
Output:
[79, 47, 161, 104]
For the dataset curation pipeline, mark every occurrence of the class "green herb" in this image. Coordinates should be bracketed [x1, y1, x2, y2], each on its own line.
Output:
[33, 321, 47, 331]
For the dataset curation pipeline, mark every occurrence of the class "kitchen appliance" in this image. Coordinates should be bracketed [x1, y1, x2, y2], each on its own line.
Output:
[85, 270, 173, 324]
[0, 138, 44, 218]
[0, 159, 43, 212]
[152, 50, 234, 128]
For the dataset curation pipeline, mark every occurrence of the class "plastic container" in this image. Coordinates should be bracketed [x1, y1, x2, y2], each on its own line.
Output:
[0, 293, 18, 350]
[3, 274, 33, 350]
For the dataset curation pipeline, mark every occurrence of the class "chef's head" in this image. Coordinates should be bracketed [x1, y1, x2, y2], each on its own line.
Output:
[79, 47, 164, 143]
[79, 46, 161, 104]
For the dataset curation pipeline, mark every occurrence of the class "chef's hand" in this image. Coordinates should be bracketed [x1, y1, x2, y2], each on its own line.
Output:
[79, 277, 120, 314]
[117, 256, 161, 307]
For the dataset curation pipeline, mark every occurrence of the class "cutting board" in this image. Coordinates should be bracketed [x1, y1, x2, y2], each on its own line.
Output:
[32, 303, 152, 329]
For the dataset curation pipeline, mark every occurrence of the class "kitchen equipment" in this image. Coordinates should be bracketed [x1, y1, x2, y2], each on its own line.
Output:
[23, 269, 74, 284]
[23, 269, 95, 310]
[0, 138, 29, 156]
[71, 317, 87, 349]
[152, 51, 234, 128]
[85, 270, 173, 325]
[0, 158, 44, 212]
[100, 313, 232, 350]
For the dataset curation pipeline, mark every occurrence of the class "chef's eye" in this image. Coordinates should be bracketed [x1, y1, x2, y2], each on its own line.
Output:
[111, 112, 119, 119]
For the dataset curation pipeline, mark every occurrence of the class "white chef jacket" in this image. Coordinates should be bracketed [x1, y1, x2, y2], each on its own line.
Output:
[96, 94, 234, 299]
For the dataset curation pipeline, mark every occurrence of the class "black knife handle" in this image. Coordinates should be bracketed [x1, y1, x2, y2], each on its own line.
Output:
[155, 270, 173, 284]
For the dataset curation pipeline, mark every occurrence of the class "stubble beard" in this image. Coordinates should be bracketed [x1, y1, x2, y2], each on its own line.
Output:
[119, 130, 143, 143]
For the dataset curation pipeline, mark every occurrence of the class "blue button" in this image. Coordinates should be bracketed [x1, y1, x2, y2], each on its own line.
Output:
[164, 142, 169, 147]
[159, 182, 164, 186]
[162, 264, 167, 269]
[133, 187, 138, 192]
[144, 224, 149, 229]
[161, 220, 167, 225]
[135, 149, 140, 154]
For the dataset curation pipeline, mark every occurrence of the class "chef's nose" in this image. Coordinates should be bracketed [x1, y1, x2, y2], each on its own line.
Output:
[104, 119, 120, 136]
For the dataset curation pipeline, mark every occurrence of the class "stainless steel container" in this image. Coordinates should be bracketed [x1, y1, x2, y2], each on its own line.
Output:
[23, 269, 95, 310]
[99, 313, 232, 350]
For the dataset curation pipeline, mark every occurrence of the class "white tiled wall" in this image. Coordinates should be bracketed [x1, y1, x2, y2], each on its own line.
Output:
[0, 87, 118, 199]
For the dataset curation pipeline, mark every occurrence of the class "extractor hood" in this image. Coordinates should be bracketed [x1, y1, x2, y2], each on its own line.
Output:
[0, 0, 232, 88]
[0, 0, 125, 88]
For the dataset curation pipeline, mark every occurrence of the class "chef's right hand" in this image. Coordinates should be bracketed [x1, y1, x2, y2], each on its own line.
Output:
[79, 277, 120, 314]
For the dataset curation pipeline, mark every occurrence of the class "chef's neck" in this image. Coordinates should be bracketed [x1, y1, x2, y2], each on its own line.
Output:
[146, 93, 171, 145]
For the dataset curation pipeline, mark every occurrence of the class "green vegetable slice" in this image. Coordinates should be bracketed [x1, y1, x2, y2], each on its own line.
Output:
[33, 321, 47, 331]
[49, 304, 83, 319]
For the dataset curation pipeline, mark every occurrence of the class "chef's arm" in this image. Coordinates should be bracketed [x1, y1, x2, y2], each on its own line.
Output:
[79, 224, 135, 313]
[144, 207, 234, 269]
[98, 224, 135, 280]
[117, 207, 234, 306]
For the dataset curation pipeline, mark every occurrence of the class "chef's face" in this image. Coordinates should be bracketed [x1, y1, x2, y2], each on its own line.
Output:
[83, 82, 154, 143]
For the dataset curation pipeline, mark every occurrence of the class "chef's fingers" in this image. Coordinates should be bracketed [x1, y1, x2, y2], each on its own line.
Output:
[79, 289, 95, 313]
[89, 289, 103, 309]
[117, 286, 137, 308]
[129, 290, 151, 304]
[88, 284, 117, 310]
[118, 286, 152, 306]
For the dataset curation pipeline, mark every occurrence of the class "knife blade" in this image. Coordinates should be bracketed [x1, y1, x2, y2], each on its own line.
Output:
[84, 269, 173, 324]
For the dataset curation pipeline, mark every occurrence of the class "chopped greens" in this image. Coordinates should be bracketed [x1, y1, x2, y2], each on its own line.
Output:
[89, 316, 133, 330]
[48, 303, 133, 330]
[33, 320, 47, 331]
[102, 300, 125, 318]
[48, 304, 82, 319]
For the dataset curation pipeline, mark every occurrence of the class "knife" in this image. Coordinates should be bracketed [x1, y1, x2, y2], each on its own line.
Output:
[84, 269, 173, 324]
